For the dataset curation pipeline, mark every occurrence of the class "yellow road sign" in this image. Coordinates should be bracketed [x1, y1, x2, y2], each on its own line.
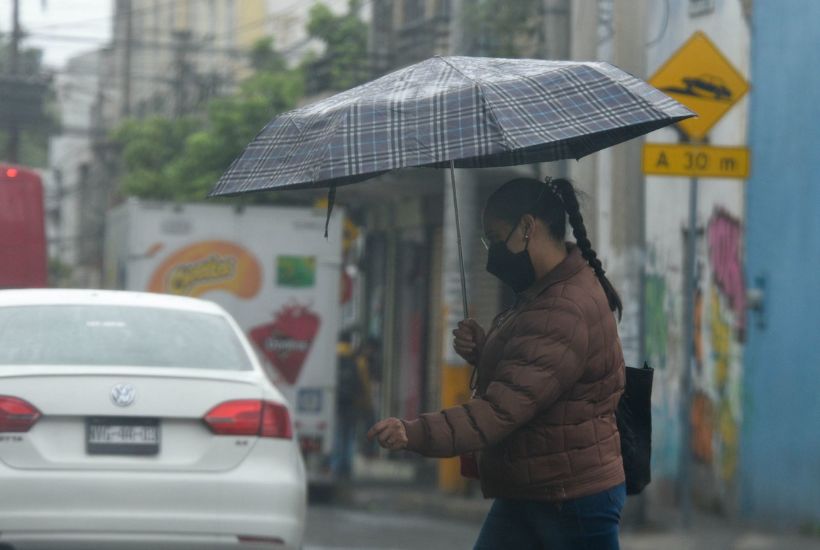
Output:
[643, 143, 749, 179]
[649, 32, 749, 140]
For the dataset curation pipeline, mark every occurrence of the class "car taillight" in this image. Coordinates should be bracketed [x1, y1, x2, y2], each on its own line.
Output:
[0, 396, 41, 433]
[260, 401, 293, 439]
[204, 400, 292, 439]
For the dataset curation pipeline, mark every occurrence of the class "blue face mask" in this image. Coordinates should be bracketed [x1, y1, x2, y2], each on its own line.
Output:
[485, 220, 536, 294]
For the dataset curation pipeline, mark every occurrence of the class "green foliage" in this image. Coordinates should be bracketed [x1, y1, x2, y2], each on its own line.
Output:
[114, 38, 304, 202]
[114, 5, 373, 202]
[0, 38, 54, 167]
[461, 0, 544, 58]
[250, 37, 286, 73]
[305, 0, 368, 91]
[0, 39, 44, 74]
[113, 116, 200, 200]
[0, 129, 51, 167]
[48, 256, 74, 287]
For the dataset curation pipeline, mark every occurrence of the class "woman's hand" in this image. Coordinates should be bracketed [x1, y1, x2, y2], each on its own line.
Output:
[367, 418, 408, 451]
[453, 318, 486, 364]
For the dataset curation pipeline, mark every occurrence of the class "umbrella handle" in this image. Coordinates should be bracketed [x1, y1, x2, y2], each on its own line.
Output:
[449, 160, 469, 319]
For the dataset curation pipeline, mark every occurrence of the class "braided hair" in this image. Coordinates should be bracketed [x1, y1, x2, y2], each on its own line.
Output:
[484, 177, 623, 320]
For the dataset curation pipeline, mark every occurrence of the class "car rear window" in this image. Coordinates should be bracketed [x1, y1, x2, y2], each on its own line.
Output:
[0, 304, 252, 370]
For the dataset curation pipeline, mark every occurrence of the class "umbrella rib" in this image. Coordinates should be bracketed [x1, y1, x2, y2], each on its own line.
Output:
[585, 64, 670, 121]
[306, 110, 352, 186]
[475, 84, 516, 153]
[435, 55, 476, 83]
[435, 57, 516, 156]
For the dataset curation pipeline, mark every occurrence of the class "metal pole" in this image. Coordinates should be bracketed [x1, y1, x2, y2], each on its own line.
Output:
[120, 0, 133, 118]
[449, 160, 469, 319]
[7, 0, 21, 163]
[679, 175, 698, 527]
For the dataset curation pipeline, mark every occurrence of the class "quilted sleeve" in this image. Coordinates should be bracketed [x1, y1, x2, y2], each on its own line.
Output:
[402, 296, 589, 458]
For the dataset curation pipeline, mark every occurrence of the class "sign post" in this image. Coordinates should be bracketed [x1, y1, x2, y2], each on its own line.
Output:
[646, 31, 749, 527]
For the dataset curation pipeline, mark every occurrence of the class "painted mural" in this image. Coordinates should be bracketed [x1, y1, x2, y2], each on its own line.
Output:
[644, 208, 745, 504]
[697, 209, 745, 486]
[644, 248, 682, 481]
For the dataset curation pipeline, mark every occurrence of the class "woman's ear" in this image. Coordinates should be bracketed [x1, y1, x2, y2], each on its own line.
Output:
[520, 214, 537, 237]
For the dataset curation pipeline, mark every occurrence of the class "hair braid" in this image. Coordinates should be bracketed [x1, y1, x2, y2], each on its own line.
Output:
[554, 179, 623, 320]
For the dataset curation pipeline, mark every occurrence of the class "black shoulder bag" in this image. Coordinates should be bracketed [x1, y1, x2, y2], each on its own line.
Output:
[616, 361, 654, 495]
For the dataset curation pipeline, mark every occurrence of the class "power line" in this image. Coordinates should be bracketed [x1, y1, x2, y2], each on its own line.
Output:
[210, 0, 319, 40]
[24, 32, 251, 56]
[21, 0, 180, 32]
[25, 0, 306, 50]
[24, 0, 372, 59]
[51, 65, 175, 84]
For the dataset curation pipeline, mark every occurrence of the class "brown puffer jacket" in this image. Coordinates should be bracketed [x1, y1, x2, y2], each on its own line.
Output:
[403, 244, 626, 502]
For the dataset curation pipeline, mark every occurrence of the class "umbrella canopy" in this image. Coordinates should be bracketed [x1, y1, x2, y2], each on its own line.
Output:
[209, 56, 694, 196]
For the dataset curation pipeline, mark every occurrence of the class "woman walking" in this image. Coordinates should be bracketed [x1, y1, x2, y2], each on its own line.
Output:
[368, 177, 627, 549]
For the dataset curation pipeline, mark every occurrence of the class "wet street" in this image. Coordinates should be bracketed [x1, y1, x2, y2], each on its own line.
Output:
[304, 504, 480, 550]
[304, 502, 820, 550]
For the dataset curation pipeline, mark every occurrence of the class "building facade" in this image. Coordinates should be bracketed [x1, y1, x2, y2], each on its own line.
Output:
[113, 0, 272, 118]
[741, 0, 820, 526]
[47, 50, 114, 287]
[638, 0, 751, 515]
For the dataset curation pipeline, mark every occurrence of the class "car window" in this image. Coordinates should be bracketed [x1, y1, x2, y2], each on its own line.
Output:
[0, 304, 252, 370]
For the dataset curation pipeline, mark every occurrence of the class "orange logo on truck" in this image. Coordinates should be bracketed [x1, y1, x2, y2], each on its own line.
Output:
[148, 241, 261, 298]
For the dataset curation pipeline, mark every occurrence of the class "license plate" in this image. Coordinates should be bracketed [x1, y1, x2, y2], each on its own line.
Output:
[86, 417, 160, 456]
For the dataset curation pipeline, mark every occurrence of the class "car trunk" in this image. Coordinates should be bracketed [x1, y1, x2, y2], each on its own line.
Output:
[0, 366, 265, 472]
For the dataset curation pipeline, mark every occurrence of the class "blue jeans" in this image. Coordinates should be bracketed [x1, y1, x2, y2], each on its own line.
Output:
[474, 483, 626, 550]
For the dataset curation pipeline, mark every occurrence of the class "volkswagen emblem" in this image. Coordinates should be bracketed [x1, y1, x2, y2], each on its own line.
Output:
[111, 384, 136, 407]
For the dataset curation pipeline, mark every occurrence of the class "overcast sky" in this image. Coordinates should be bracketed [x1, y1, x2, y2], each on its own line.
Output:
[0, 0, 112, 68]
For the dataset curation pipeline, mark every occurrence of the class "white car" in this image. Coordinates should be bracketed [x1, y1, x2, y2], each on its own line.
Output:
[0, 289, 306, 550]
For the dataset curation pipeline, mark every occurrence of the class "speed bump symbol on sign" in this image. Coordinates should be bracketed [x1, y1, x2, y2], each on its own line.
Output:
[649, 32, 749, 140]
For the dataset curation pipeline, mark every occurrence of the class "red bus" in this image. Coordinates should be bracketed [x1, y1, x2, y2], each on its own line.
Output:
[0, 164, 47, 288]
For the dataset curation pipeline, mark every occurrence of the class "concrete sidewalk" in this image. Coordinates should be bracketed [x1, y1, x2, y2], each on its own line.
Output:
[333, 482, 820, 550]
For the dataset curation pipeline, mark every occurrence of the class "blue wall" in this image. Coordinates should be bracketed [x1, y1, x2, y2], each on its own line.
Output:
[742, 0, 820, 525]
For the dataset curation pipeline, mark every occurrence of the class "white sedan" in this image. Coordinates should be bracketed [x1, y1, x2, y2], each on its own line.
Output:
[0, 289, 306, 550]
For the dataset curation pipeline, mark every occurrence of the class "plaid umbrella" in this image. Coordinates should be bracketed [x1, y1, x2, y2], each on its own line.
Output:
[209, 56, 694, 314]
[210, 56, 693, 195]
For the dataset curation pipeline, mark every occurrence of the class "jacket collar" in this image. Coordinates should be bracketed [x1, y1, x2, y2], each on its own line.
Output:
[519, 243, 587, 302]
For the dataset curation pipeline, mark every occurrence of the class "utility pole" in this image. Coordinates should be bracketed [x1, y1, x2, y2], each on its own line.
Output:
[542, 0, 570, 61]
[611, 0, 648, 367]
[541, 0, 570, 179]
[120, 0, 133, 118]
[569, 0, 599, 244]
[612, 0, 649, 527]
[172, 30, 193, 117]
[7, 0, 21, 163]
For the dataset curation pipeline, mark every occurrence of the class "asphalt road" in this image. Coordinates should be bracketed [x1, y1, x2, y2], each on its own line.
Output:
[304, 502, 820, 550]
[304, 504, 481, 550]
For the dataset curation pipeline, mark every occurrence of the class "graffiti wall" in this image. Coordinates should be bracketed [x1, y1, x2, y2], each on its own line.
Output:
[643, 244, 684, 486]
[642, 0, 750, 511]
[644, 202, 747, 508]
[693, 209, 745, 496]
